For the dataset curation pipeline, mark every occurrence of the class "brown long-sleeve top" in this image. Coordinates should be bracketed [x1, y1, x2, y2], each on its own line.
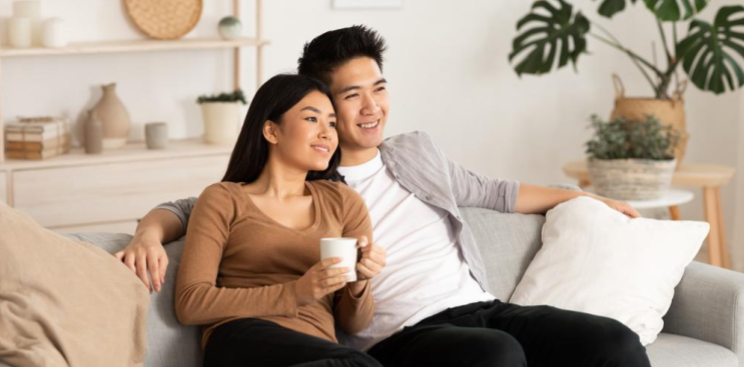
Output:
[174, 180, 374, 350]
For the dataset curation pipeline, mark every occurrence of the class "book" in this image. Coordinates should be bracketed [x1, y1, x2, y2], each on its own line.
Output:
[7, 135, 70, 151]
[6, 149, 65, 160]
[5, 117, 70, 142]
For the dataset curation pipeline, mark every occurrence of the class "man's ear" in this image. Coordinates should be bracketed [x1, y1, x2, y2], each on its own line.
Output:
[263, 120, 279, 145]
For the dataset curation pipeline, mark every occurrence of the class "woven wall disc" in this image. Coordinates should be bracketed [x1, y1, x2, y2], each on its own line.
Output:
[124, 0, 203, 40]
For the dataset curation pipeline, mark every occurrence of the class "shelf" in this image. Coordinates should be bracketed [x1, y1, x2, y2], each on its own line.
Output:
[0, 138, 233, 171]
[0, 37, 270, 58]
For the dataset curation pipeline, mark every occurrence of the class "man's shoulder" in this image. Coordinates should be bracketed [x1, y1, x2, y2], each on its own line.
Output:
[380, 130, 440, 154]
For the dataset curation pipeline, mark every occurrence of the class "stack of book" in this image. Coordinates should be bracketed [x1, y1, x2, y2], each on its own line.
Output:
[5, 116, 71, 160]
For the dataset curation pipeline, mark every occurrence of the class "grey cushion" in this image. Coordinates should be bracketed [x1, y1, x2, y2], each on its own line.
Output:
[460, 207, 544, 301]
[647, 333, 738, 367]
[64, 233, 202, 367]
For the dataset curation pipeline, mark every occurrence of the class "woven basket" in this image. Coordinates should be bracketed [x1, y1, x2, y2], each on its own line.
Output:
[609, 74, 689, 167]
[588, 158, 676, 200]
[124, 0, 203, 40]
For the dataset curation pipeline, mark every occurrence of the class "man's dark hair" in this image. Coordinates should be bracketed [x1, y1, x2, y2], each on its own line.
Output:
[298, 25, 387, 86]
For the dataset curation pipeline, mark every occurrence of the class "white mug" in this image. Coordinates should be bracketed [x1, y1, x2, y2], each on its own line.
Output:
[320, 237, 359, 282]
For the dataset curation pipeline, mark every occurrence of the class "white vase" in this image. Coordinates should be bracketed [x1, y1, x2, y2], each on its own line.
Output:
[218, 16, 243, 40]
[8, 17, 32, 48]
[12, 1, 42, 46]
[42, 17, 67, 48]
[200, 102, 242, 145]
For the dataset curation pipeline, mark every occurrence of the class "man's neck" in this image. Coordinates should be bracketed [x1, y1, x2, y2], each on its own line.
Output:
[340, 147, 379, 167]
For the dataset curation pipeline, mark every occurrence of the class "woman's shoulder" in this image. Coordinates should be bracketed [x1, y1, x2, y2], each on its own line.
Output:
[310, 180, 364, 206]
[197, 181, 244, 203]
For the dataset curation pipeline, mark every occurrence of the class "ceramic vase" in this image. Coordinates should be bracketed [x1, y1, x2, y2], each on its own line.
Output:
[84, 109, 103, 154]
[91, 83, 131, 149]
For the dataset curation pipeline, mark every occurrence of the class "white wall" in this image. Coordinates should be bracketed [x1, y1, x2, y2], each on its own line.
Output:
[2, 0, 742, 270]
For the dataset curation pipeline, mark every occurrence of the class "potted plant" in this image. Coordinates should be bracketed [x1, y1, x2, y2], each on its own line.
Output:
[509, 0, 744, 164]
[585, 114, 680, 200]
[196, 90, 247, 145]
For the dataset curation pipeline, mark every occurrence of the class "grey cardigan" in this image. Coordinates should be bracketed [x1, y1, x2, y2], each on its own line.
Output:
[154, 131, 520, 292]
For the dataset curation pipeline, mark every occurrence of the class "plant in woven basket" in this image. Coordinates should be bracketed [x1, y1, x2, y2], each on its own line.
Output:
[509, 0, 744, 99]
[585, 115, 680, 200]
[196, 90, 247, 105]
[585, 114, 680, 161]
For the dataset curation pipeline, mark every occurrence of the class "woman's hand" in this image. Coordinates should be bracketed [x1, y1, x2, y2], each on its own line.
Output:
[295, 257, 349, 307]
[355, 235, 386, 281]
[114, 232, 169, 293]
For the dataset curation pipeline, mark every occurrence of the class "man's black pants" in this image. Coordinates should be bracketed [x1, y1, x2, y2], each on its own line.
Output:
[367, 300, 652, 367]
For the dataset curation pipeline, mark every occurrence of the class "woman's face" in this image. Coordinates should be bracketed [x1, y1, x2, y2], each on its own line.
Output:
[268, 91, 338, 172]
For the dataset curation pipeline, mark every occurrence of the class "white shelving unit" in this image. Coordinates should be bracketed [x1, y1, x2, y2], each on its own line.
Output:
[0, 0, 267, 165]
[0, 0, 267, 233]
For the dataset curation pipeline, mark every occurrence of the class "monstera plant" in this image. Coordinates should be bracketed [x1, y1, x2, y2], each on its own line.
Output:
[509, 0, 744, 164]
[510, 0, 744, 98]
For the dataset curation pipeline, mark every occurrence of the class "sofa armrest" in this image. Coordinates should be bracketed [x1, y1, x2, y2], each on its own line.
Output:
[663, 261, 744, 362]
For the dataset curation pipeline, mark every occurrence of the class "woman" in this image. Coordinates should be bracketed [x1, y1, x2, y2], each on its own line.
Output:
[175, 74, 384, 367]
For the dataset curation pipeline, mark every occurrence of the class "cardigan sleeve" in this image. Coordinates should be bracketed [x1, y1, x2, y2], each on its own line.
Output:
[174, 183, 298, 325]
[333, 185, 375, 335]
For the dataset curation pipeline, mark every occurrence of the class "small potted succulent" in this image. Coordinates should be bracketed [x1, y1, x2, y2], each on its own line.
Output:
[585, 114, 680, 200]
[196, 90, 247, 145]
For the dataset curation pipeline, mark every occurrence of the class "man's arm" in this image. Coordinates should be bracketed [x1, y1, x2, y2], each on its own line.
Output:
[442, 143, 638, 217]
[114, 197, 197, 293]
[515, 183, 640, 217]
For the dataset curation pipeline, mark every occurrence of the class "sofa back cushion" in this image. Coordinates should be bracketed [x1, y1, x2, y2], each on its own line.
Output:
[460, 208, 545, 301]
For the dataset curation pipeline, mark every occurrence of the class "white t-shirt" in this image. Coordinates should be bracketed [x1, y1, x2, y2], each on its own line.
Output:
[338, 150, 494, 351]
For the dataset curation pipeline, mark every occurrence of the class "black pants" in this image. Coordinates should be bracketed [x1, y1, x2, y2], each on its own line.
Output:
[368, 300, 652, 367]
[203, 318, 383, 367]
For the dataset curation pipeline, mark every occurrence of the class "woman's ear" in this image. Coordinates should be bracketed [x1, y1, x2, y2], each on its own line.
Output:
[263, 120, 279, 145]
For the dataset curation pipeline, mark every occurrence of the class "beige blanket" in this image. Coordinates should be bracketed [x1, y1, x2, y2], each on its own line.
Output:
[0, 201, 149, 367]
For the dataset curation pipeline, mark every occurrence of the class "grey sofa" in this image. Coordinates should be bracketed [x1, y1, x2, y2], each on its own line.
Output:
[2, 207, 742, 367]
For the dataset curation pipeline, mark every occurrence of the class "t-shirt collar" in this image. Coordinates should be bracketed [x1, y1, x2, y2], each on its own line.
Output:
[338, 149, 383, 184]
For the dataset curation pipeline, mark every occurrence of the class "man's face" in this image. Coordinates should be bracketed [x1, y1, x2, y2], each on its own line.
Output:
[328, 57, 390, 153]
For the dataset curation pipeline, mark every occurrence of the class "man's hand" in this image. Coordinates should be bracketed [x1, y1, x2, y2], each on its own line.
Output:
[599, 197, 641, 218]
[114, 232, 169, 293]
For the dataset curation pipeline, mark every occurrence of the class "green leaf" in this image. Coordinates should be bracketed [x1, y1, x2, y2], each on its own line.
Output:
[644, 0, 709, 22]
[594, 0, 638, 19]
[509, 0, 591, 76]
[676, 6, 744, 94]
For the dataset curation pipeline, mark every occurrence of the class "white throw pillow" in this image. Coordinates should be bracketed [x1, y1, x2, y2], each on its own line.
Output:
[509, 196, 709, 345]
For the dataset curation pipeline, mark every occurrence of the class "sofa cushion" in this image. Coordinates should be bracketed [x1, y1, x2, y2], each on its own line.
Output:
[648, 333, 738, 367]
[509, 197, 709, 345]
[0, 203, 148, 367]
[460, 207, 544, 301]
[65, 233, 202, 367]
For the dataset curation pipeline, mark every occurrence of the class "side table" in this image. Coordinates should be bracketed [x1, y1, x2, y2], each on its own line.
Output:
[563, 160, 735, 269]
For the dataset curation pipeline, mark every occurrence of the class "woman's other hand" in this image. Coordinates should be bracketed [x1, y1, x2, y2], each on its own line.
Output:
[114, 232, 169, 293]
[296, 257, 349, 307]
[355, 235, 385, 281]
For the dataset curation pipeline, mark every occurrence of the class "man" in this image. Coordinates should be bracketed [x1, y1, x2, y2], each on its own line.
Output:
[117, 26, 648, 367]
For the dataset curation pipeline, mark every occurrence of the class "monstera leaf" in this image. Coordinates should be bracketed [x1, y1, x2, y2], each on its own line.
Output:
[676, 6, 744, 94]
[644, 0, 710, 22]
[594, 0, 637, 19]
[509, 0, 590, 76]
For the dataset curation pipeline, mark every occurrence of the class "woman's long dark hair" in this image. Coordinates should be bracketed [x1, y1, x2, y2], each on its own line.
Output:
[221, 74, 343, 184]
